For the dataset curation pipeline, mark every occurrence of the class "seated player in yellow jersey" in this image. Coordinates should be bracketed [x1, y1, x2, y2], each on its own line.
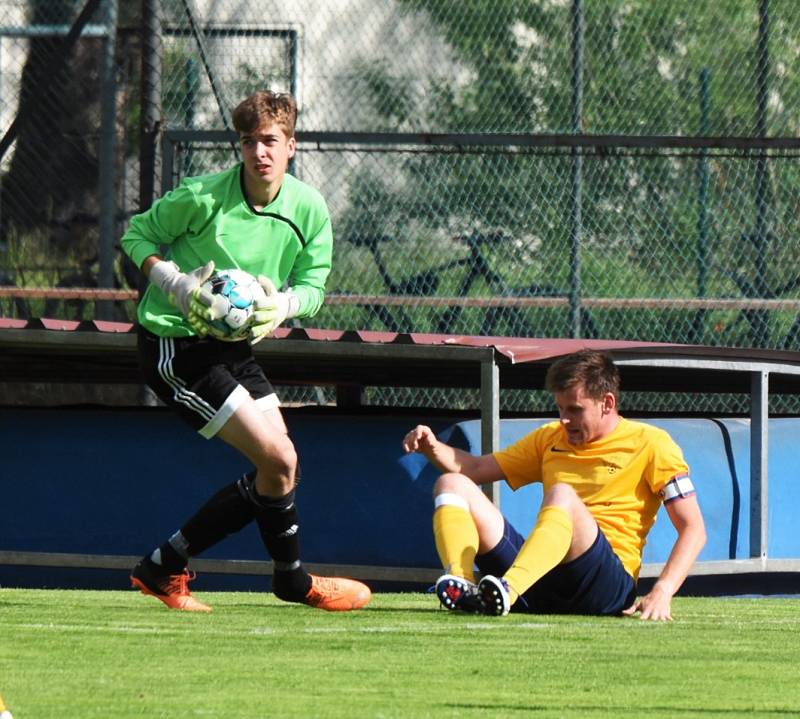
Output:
[402, 349, 706, 621]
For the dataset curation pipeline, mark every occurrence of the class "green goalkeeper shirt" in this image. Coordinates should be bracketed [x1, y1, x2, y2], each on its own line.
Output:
[122, 165, 333, 337]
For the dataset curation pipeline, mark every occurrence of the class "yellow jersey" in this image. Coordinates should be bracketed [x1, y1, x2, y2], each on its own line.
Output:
[493, 417, 689, 580]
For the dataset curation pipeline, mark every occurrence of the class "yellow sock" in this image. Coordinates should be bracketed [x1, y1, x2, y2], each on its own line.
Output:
[433, 499, 478, 583]
[503, 505, 573, 602]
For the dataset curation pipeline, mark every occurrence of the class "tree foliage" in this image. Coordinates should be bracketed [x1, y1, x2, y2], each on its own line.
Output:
[334, 0, 800, 345]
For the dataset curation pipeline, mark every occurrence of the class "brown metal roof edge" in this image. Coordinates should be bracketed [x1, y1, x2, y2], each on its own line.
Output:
[3, 317, 799, 366]
[0, 317, 136, 333]
[441, 335, 683, 364]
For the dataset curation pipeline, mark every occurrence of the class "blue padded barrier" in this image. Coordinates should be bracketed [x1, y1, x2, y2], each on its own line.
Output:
[0, 407, 450, 588]
[1, 408, 798, 590]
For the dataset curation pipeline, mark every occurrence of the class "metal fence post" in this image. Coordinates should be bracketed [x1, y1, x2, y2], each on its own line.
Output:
[97, 0, 118, 320]
[752, 0, 771, 345]
[691, 68, 710, 344]
[139, 0, 162, 213]
[569, 0, 584, 339]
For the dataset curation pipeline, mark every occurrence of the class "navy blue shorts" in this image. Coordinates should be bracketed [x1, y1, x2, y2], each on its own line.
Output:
[137, 326, 278, 439]
[475, 517, 636, 616]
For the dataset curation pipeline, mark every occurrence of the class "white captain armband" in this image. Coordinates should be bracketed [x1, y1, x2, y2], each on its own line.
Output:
[660, 474, 696, 503]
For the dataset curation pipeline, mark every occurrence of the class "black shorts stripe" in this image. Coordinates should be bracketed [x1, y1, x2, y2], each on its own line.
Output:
[156, 335, 216, 421]
[137, 326, 276, 435]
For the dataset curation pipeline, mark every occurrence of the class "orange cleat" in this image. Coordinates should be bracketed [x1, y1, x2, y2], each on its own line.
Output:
[130, 558, 212, 613]
[304, 574, 371, 612]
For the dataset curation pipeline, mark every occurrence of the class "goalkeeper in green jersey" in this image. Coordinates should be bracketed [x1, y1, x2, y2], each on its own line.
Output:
[121, 90, 370, 613]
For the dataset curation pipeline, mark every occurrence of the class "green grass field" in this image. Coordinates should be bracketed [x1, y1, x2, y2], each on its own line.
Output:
[1, 589, 799, 718]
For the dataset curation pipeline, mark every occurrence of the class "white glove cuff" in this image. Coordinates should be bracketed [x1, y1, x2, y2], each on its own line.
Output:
[285, 291, 300, 319]
[148, 260, 181, 293]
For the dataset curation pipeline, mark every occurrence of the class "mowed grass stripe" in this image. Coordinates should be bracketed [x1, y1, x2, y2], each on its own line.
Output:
[1, 589, 799, 718]
[4, 620, 556, 636]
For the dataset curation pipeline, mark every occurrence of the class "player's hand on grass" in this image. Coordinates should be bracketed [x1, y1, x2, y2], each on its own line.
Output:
[249, 275, 294, 344]
[623, 583, 673, 621]
[150, 259, 216, 319]
[402, 425, 439, 457]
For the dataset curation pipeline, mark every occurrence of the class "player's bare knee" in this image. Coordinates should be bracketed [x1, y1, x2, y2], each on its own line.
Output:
[433, 472, 472, 499]
[274, 443, 298, 484]
[274, 433, 297, 466]
[254, 437, 297, 494]
[542, 482, 580, 508]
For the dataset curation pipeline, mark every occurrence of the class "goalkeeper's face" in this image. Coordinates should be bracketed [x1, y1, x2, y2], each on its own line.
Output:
[239, 121, 297, 205]
[554, 383, 617, 446]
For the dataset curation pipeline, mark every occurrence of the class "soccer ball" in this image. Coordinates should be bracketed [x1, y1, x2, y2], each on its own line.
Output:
[200, 268, 259, 341]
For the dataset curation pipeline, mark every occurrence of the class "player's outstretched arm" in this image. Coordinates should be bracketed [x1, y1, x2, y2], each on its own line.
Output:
[624, 494, 706, 621]
[401, 424, 504, 484]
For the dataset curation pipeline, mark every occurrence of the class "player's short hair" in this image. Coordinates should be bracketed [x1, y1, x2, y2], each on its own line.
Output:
[232, 90, 297, 138]
[545, 349, 620, 401]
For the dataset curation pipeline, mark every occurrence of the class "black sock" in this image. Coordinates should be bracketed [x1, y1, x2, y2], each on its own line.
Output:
[149, 476, 258, 573]
[149, 538, 187, 573]
[249, 488, 312, 602]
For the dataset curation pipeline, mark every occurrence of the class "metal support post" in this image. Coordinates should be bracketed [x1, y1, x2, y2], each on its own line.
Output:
[480, 354, 500, 507]
[749, 370, 769, 561]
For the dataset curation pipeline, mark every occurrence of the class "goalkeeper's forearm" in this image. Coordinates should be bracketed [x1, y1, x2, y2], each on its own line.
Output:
[140, 254, 163, 277]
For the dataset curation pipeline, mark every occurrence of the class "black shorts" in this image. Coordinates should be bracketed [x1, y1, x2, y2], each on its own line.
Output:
[137, 326, 278, 438]
[476, 517, 637, 616]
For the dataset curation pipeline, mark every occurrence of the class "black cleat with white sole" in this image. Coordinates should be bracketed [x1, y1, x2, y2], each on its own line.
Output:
[477, 575, 511, 616]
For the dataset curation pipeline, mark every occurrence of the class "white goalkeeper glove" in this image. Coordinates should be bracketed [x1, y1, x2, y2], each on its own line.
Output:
[149, 259, 227, 337]
[250, 275, 299, 345]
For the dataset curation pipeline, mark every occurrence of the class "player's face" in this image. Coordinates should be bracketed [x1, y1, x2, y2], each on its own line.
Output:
[239, 121, 296, 206]
[554, 383, 616, 446]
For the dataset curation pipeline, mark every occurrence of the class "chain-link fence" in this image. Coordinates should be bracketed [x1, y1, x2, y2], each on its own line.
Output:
[2, 0, 799, 413]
